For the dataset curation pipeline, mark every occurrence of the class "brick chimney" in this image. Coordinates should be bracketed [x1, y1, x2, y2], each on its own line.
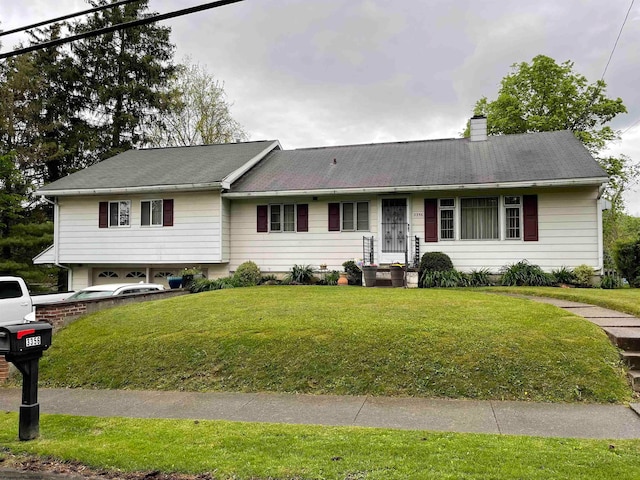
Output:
[469, 115, 487, 142]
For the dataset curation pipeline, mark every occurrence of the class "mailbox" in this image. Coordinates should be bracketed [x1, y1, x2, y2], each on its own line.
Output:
[0, 322, 52, 356]
[0, 321, 52, 441]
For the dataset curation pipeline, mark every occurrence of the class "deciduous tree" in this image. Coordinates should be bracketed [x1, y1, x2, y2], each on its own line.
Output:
[468, 55, 626, 153]
[466, 55, 639, 259]
[147, 59, 247, 147]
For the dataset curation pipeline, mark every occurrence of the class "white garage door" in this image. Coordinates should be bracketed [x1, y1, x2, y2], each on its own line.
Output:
[92, 268, 148, 286]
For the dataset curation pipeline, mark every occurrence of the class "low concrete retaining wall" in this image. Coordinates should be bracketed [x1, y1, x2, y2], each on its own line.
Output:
[35, 288, 189, 331]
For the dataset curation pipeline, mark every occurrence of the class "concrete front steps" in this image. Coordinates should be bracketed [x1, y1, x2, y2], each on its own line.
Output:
[603, 326, 640, 392]
[364, 265, 419, 288]
[527, 297, 640, 393]
[575, 312, 640, 392]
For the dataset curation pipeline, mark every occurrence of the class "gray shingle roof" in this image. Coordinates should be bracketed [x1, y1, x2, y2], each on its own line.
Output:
[38, 141, 278, 193]
[231, 130, 607, 193]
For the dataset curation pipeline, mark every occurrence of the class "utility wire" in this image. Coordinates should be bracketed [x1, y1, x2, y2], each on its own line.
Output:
[601, 0, 635, 80]
[0, 0, 142, 38]
[622, 118, 640, 135]
[0, 0, 244, 60]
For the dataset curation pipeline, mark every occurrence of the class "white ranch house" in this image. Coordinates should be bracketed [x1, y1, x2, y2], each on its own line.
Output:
[35, 118, 609, 290]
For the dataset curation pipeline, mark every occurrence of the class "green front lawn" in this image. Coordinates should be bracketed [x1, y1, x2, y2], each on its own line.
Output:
[487, 286, 640, 317]
[1, 414, 639, 480]
[38, 287, 629, 403]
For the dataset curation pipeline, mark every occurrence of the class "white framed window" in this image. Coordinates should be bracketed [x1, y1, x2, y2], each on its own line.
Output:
[154, 271, 175, 279]
[109, 201, 130, 227]
[270, 204, 295, 232]
[504, 196, 522, 240]
[126, 271, 146, 279]
[342, 201, 369, 231]
[283, 204, 295, 232]
[270, 204, 282, 231]
[98, 271, 119, 278]
[141, 200, 163, 226]
[460, 197, 499, 240]
[439, 198, 455, 240]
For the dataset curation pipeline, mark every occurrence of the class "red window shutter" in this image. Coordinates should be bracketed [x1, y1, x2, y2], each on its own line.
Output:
[163, 199, 174, 227]
[257, 205, 268, 232]
[328, 203, 340, 231]
[424, 198, 438, 242]
[99, 202, 108, 228]
[523, 195, 538, 241]
[297, 204, 308, 232]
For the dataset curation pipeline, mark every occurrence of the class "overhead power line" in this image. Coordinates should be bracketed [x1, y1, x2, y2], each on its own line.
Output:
[601, 0, 635, 80]
[0, 0, 244, 60]
[0, 0, 142, 38]
[622, 118, 640, 135]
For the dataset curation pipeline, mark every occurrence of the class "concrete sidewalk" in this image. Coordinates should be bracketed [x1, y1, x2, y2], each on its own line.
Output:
[2, 296, 640, 478]
[2, 295, 640, 442]
[1, 387, 640, 439]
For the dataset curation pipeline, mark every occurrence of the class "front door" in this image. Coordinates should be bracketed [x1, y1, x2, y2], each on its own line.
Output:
[380, 198, 408, 264]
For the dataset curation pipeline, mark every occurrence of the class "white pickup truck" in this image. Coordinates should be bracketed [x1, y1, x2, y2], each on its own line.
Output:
[0, 276, 70, 327]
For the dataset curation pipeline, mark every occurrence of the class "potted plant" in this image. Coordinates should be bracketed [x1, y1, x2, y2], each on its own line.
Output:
[181, 267, 203, 289]
[390, 263, 405, 288]
[167, 275, 183, 289]
[337, 272, 349, 286]
[362, 264, 378, 287]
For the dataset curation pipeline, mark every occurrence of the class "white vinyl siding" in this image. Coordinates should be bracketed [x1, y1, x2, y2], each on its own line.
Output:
[411, 187, 601, 272]
[221, 197, 231, 262]
[57, 191, 224, 264]
[230, 198, 377, 272]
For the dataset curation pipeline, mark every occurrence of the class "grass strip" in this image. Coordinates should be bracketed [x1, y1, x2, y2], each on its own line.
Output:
[36, 287, 629, 403]
[0, 413, 639, 479]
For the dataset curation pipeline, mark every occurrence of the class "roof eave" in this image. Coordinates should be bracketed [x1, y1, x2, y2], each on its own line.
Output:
[35, 182, 224, 197]
[223, 177, 610, 198]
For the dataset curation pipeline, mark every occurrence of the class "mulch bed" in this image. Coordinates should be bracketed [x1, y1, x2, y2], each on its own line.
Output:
[0, 453, 216, 480]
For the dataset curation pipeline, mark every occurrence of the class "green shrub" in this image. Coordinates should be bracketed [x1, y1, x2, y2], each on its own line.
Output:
[551, 266, 577, 285]
[613, 237, 640, 287]
[466, 268, 493, 287]
[419, 252, 454, 288]
[500, 260, 553, 287]
[317, 270, 340, 286]
[233, 261, 261, 287]
[573, 264, 596, 288]
[342, 260, 362, 285]
[285, 264, 315, 285]
[419, 252, 453, 273]
[260, 274, 279, 285]
[599, 273, 622, 289]
[190, 277, 237, 293]
[421, 269, 466, 288]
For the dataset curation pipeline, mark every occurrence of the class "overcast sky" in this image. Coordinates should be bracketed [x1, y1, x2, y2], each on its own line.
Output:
[2, 0, 639, 214]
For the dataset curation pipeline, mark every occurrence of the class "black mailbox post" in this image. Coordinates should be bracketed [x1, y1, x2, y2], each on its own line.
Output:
[0, 322, 52, 441]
